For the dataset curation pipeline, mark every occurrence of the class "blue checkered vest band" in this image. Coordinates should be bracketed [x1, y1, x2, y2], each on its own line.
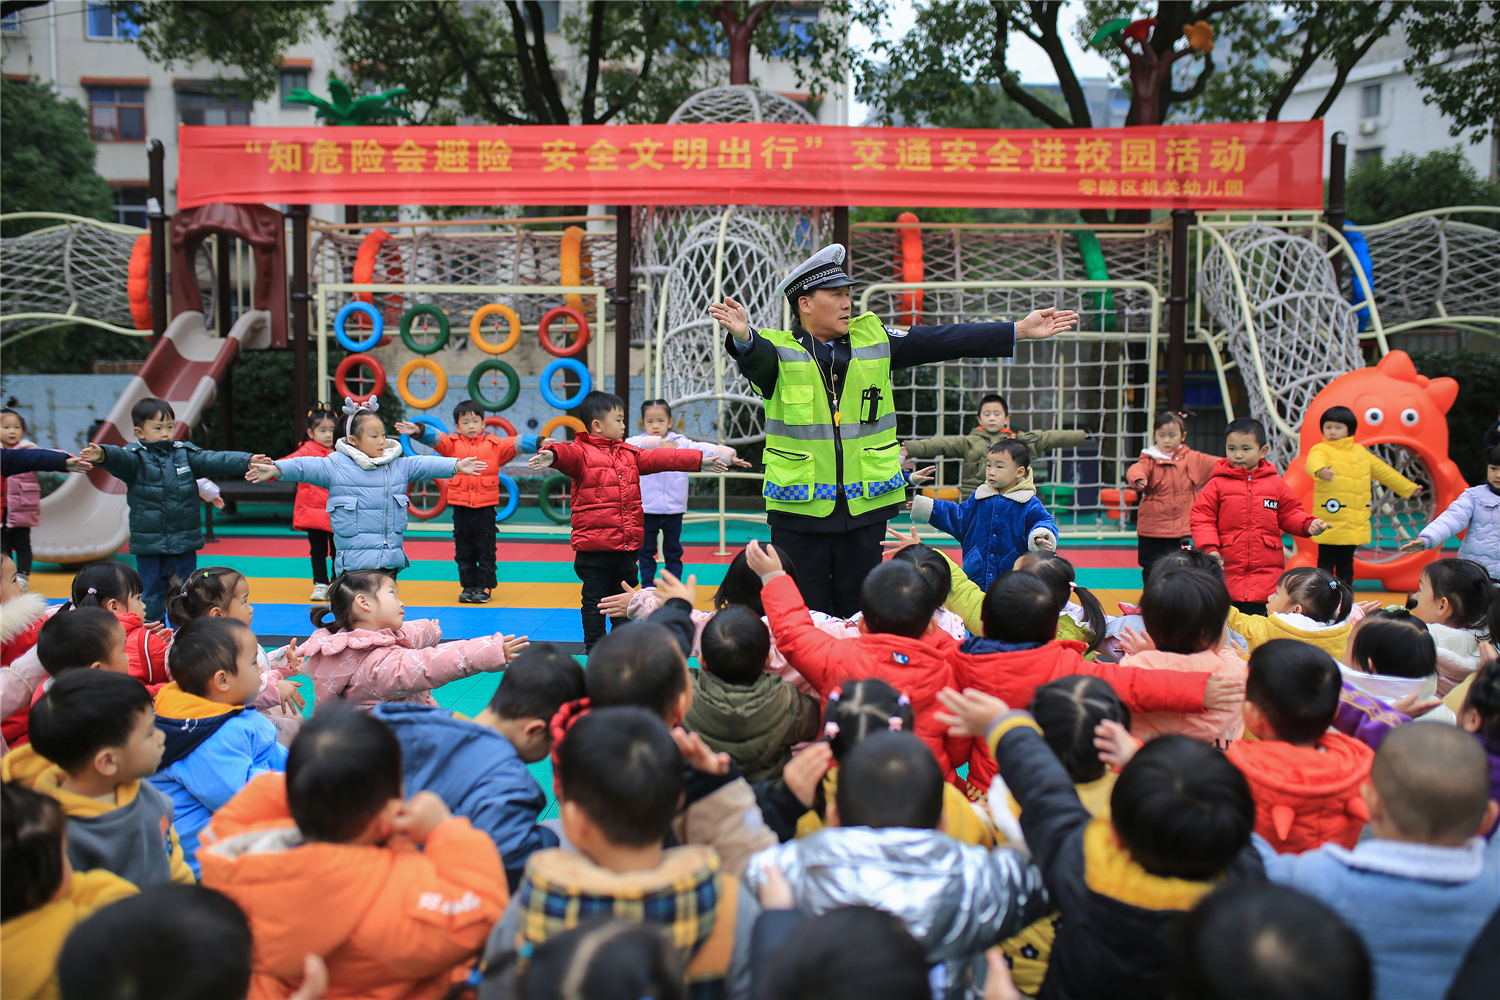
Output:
[757, 313, 904, 518]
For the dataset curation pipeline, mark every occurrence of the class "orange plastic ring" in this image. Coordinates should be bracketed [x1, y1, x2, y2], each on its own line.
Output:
[334, 353, 387, 402]
[127, 234, 152, 331]
[538, 306, 590, 358]
[470, 304, 521, 354]
[541, 415, 586, 440]
[396, 358, 448, 410]
[406, 479, 447, 520]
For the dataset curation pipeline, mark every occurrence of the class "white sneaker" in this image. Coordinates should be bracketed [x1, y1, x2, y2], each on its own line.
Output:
[310, 584, 330, 601]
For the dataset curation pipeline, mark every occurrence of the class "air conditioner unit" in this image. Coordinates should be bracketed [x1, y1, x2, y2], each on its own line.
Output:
[1358, 119, 1379, 136]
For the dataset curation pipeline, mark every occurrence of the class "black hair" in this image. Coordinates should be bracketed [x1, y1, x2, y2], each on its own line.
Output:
[305, 403, 338, 434]
[1150, 547, 1225, 584]
[1371, 722, 1492, 842]
[165, 565, 246, 627]
[1319, 405, 1359, 436]
[1461, 655, 1500, 740]
[987, 438, 1032, 468]
[713, 547, 800, 616]
[130, 397, 174, 427]
[1, 782, 67, 922]
[1142, 568, 1231, 654]
[1225, 416, 1267, 447]
[0, 407, 25, 433]
[1171, 882, 1372, 1000]
[346, 407, 382, 440]
[1111, 735, 1254, 880]
[519, 919, 684, 1000]
[1030, 675, 1132, 784]
[700, 606, 771, 686]
[36, 607, 123, 675]
[978, 392, 1007, 414]
[69, 561, 144, 611]
[452, 399, 485, 421]
[835, 731, 943, 830]
[488, 642, 585, 720]
[824, 679, 914, 762]
[557, 706, 683, 848]
[1349, 609, 1436, 679]
[890, 543, 952, 608]
[860, 560, 937, 639]
[1245, 639, 1341, 745]
[167, 617, 251, 698]
[57, 885, 253, 1000]
[577, 391, 625, 431]
[640, 398, 673, 417]
[981, 571, 1061, 643]
[1420, 558, 1497, 638]
[754, 906, 931, 1000]
[1154, 410, 1187, 434]
[1277, 566, 1353, 624]
[586, 622, 689, 720]
[1015, 551, 1106, 653]
[29, 669, 153, 774]
[310, 569, 395, 633]
[285, 705, 403, 843]
[1487, 443, 1500, 466]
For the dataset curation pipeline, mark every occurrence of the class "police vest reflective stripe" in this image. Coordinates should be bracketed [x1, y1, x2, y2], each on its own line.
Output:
[756, 313, 904, 518]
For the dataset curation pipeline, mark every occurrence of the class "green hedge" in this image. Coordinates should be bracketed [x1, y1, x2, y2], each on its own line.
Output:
[1408, 351, 1500, 485]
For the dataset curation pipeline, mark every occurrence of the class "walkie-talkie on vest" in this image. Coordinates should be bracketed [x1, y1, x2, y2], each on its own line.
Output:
[861, 385, 882, 424]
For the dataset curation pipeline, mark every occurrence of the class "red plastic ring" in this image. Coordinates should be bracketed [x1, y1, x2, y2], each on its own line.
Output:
[538, 306, 590, 358]
[334, 353, 387, 402]
[483, 416, 517, 438]
[406, 479, 447, 520]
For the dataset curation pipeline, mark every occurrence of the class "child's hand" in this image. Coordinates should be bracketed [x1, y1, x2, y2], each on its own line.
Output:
[597, 581, 640, 619]
[207, 495, 226, 509]
[1308, 518, 1331, 536]
[393, 421, 420, 436]
[1317, 466, 1335, 481]
[1400, 539, 1426, 552]
[1034, 534, 1056, 552]
[1118, 625, 1155, 657]
[1203, 672, 1245, 712]
[1391, 692, 1442, 718]
[899, 444, 909, 464]
[755, 862, 797, 910]
[672, 727, 730, 775]
[63, 454, 94, 473]
[907, 465, 936, 486]
[881, 525, 923, 556]
[935, 687, 1011, 739]
[1205, 549, 1223, 566]
[1131, 478, 1148, 491]
[654, 569, 697, 606]
[392, 790, 451, 845]
[288, 953, 329, 1000]
[281, 641, 303, 676]
[501, 634, 530, 661]
[455, 457, 487, 475]
[144, 620, 171, 641]
[782, 741, 833, 808]
[1093, 719, 1142, 770]
[79, 443, 105, 464]
[246, 461, 281, 483]
[983, 948, 1023, 1000]
[277, 679, 307, 713]
[701, 454, 729, 472]
[528, 450, 556, 470]
[730, 456, 753, 468]
[743, 539, 783, 577]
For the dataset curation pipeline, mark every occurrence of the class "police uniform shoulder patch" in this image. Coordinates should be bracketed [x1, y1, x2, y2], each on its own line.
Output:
[884, 325, 909, 338]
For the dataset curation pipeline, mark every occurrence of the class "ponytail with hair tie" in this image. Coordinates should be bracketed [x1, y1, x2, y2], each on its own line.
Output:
[548, 698, 593, 770]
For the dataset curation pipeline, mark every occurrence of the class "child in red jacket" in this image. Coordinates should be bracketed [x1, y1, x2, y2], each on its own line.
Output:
[68, 562, 171, 693]
[1190, 417, 1330, 615]
[397, 401, 522, 605]
[279, 405, 337, 602]
[528, 391, 725, 652]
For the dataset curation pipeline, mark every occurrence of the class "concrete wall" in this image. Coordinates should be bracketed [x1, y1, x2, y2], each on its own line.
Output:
[0, 374, 133, 451]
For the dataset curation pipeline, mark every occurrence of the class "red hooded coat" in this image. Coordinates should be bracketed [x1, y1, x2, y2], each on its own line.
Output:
[1227, 731, 1373, 853]
[1190, 458, 1317, 603]
[543, 434, 703, 552]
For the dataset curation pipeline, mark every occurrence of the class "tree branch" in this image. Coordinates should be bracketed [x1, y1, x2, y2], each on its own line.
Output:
[598, 0, 661, 125]
[581, 0, 605, 124]
[989, 1, 1073, 128]
[1311, 3, 1405, 120]
[431, 2, 531, 125]
[1169, 50, 1216, 102]
[1030, 0, 1092, 126]
[1266, 27, 1324, 121]
[518, 0, 569, 123]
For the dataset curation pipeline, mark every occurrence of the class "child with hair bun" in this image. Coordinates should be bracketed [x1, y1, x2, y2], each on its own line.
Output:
[1229, 566, 1355, 658]
[1126, 410, 1217, 583]
[278, 404, 338, 602]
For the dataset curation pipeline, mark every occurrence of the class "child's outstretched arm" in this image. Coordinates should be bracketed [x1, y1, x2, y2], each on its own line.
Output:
[342, 630, 521, 703]
[746, 540, 851, 696]
[80, 442, 139, 484]
[394, 421, 455, 457]
[1023, 497, 1058, 552]
[910, 493, 966, 541]
[1273, 480, 1328, 537]
[259, 456, 334, 489]
[637, 446, 709, 476]
[399, 454, 464, 483]
[1408, 489, 1475, 552]
[188, 447, 257, 479]
[901, 434, 972, 461]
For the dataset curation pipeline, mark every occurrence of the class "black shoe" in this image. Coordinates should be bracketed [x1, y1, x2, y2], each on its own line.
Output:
[458, 587, 476, 603]
[475, 588, 492, 603]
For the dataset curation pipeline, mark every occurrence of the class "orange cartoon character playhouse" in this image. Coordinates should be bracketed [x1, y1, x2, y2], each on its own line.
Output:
[1285, 351, 1464, 593]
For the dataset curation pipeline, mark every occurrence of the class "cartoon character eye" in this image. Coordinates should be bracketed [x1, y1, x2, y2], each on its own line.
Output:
[1364, 407, 1384, 425]
[1400, 408, 1420, 426]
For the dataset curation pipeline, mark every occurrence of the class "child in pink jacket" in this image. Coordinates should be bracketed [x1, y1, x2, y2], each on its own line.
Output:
[297, 570, 528, 710]
[1125, 411, 1218, 584]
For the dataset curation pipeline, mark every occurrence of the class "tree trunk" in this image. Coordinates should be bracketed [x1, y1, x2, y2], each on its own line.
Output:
[717, 2, 774, 86]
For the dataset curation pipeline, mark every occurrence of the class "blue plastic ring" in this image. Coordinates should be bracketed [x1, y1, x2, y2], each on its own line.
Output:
[399, 415, 449, 457]
[334, 302, 383, 352]
[538, 358, 592, 410]
[495, 473, 520, 523]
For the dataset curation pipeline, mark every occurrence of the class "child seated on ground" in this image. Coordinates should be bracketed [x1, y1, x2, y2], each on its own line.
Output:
[900, 392, 1087, 501]
[5, 606, 129, 751]
[0, 556, 49, 752]
[1, 782, 138, 1000]
[1407, 558, 1496, 697]
[2, 669, 192, 886]
[513, 919, 688, 1000]
[1458, 656, 1499, 841]
[910, 440, 1058, 592]
[298, 569, 527, 710]
[1013, 550, 1108, 655]
[1225, 639, 1374, 854]
[1340, 608, 1455, 725]
[744, 731, 1048, 997]
[937, 687, 1264, 1000]
[684, 607, 822, 784]
[372, 641, 585, 890]
[199, 706, 507, 999]
[69, 562, 172, 694]
[1258, 723, 1500, 1000]
[750, 898, 935, 1000]
[148, 617, 290, 878]
[479, 707, 759, 1000]
[1230, 566, 1355, 658]
[743, 539, 969, 785]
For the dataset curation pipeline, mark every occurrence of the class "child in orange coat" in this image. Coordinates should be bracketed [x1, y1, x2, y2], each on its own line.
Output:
[396, 402, 522, 605]
[280, 405, 338, 602]
[199, 707, 507, 1000]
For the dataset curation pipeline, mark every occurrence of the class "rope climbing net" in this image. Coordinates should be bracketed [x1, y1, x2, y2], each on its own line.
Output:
[1342, 211, 1500, 333]
[666, 85, 818, 126]
[0, 216, 148, 337]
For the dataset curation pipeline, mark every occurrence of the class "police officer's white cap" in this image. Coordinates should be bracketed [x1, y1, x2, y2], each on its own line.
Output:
[777, 244, 857, 299]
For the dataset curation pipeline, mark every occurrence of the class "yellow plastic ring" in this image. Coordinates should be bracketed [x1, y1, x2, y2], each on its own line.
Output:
[541, 415, 586, 440]
[396, 357, 448, 410]
[469, 304, 521, 355]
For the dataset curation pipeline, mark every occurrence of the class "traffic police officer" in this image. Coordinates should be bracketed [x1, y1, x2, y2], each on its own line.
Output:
[709, 244, 1079, 617]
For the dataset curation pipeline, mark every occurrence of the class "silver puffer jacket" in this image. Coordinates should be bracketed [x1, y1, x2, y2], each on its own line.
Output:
[745, 826, 1049, 1000]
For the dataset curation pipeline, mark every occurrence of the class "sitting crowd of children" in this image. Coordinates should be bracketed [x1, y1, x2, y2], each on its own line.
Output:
[1, 390, 1498, 1000]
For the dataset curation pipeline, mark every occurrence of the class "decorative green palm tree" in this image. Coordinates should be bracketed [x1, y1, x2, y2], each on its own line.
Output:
[284, 77, 412, 126]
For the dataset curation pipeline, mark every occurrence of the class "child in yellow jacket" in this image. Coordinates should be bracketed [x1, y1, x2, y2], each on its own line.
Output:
[1307, 405, 1419, 587]
[1228, 567, 1356, 660]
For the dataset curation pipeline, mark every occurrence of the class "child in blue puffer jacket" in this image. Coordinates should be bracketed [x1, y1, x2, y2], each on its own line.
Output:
[910, 439, 1058, 591]
[245, 398, 484, 576]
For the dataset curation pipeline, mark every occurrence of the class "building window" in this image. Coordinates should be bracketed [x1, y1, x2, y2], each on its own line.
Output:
[112, 187, 149, 229]
[1, 11, 24, 35]
[85, 3, 138, 39]
[177, 88, 252, 126]
[1361, 83, 1381, 118]
[279, 69, 309, 107]
[1354, 147, 1384, 169]
[88, 87, 146, 141]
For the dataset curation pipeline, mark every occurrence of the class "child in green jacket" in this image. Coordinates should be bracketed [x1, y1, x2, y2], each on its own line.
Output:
[901, 393, 1087, 499]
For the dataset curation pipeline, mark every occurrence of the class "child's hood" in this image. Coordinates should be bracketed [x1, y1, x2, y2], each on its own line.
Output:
[1338, 662, 1439, 705]
[335, 436, 404, 470]
[0, 590, 49, 645]
[1268, 612, 1352, 637]
[1227, 731, 1372, 802]
[298, 620, 441, 659]
[154, 681, 239, 720]
[970, 483, 1037, 504]
[1207, 457, 1278, 481]
[1139, 443, 1191, 463]
[1, 743, 146, 817]
[0, 869, 137, 997]
[956, 638, 1088, 664]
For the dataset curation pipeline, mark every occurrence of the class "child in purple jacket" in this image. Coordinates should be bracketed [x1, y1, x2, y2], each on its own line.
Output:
[1457, 656, 1500, 838]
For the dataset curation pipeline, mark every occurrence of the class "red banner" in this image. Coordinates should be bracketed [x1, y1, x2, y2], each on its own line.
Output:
[176, 120, 1322, 211]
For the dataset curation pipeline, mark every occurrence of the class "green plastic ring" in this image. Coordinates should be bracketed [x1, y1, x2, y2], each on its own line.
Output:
[399, 304, 450, 355]
[468, 359, 520, 412]
[537, 473, 572, 524]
